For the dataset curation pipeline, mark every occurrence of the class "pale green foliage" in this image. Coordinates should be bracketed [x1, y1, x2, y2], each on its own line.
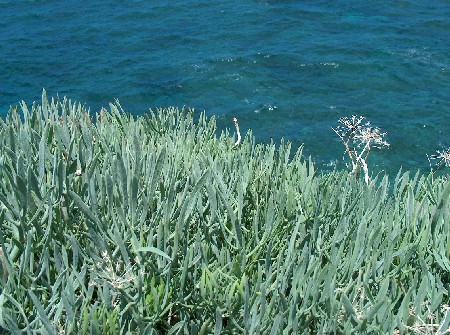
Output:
[0, 91, 449, 334]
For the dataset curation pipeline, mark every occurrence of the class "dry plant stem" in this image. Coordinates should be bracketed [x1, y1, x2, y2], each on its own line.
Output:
[428, 147, 450, 183]
[93, 251, 136, 289]
[333, 127, 369, 181]
[359, 157, 370, 184]
[333, 116, 388, 184]
[332, 128, 357, 172]
[346, 143, 358, 173]
[233, 117, 241, 146]
[356, 142, 372, 183]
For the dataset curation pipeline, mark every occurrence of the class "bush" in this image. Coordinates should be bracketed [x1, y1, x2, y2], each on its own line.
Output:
[0, 91, 449, 334]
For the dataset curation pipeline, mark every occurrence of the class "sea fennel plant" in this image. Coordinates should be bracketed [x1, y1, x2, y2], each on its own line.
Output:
[0, 91, 449, 334]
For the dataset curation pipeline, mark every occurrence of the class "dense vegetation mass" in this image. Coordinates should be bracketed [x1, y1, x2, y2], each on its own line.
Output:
[0, 91, 449, 334]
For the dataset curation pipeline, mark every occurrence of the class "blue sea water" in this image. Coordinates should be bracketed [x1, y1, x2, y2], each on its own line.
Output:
[0, 1, 449, 176]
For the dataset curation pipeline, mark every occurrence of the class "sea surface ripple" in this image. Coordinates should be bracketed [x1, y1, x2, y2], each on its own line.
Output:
[0, 0, 449, 175]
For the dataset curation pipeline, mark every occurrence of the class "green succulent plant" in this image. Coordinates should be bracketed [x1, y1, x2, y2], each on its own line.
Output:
[0, 90, 448, 334]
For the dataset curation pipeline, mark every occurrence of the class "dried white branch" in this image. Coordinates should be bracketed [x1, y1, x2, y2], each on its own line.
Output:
[428, 147, 450, 182]
[333, 115, 389, 184]
[233, 117, 241, 146]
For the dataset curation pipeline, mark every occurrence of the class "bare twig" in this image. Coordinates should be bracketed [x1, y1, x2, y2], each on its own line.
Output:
[333, 116, 389, 184]
[428, 147, 450, 182]
[233, 117, 241, 146]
